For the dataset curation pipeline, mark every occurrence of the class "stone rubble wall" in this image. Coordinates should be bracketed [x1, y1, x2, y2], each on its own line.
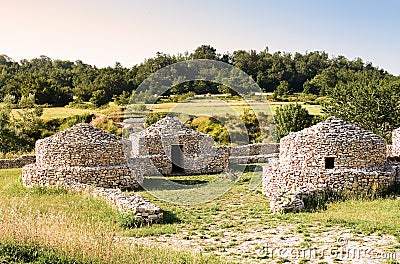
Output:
[263, 161, 397, 197]
[29, 181, 162, 224]
[230, 143, 279, 156]
[264, 162, 399, 213]
[0, 154, 36, 169]
[129, 145, 230, 175]
[262, 118, 400, 214]
[22, 124, 141, 191]
[392, 129, 400, 157]
[35, 138, 128, 168]
[23, 163, 141, 190]
[279, 118, 387, 172]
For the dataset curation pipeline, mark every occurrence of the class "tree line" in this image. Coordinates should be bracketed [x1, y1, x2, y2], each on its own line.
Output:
[0, 45, 395, 107]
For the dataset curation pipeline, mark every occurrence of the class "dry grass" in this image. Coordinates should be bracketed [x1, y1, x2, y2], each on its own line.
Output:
[0, 169, 224, 263]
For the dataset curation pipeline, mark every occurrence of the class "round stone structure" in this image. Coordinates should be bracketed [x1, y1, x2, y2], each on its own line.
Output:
[279, 116, 387, 171]
[263, 117, 397, 209]
[23, 123, 141, 189]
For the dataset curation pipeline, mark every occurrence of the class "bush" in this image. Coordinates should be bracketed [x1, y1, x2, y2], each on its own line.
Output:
[274, 104, 314, 140]
[190, 116, 230, 145]
[118, 212, 142, 229]
[145, 112, 169, 127]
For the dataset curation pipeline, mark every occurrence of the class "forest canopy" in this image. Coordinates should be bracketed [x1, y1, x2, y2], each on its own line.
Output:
[0, 45, 394, 107]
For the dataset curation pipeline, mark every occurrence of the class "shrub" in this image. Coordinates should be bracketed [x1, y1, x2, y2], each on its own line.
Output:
[118, 212, 142, 229]
[274, 104, 314, 140]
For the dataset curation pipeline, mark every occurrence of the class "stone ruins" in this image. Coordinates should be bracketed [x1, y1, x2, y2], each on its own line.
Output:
[129, 116, 229, 175]
[0, 154, 35, 169]
[391, 128, 400, 157]
[128, 116, 278, 176]
[22, 123, 162, 224]
[23, 123, 141, 189]
[12, 115, 400, 219]
[263, 117, 400, 213]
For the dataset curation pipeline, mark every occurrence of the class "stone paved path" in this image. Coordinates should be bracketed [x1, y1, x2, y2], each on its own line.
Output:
[126, 225, 399, 263]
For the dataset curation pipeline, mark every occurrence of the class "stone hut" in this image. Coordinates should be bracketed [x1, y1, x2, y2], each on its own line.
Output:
[263, 117, 399, 213]
[23, 123, 141, 190]
[129, 116, 229, 175]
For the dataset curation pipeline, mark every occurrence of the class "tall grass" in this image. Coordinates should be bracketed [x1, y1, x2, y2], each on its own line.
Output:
[0, 169, 225, 263]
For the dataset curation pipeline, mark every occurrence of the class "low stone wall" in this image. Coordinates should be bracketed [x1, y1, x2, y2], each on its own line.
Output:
[0, 154, 36, 169]
[129, 145, 229, 176]
[392, 129, 400, 156]
[263, 160, 397, 197]
[27, 181, 162, 224]
[263, 159, 399, 213]
[230, 143, 279, 157]
[23, 164, 142, 190]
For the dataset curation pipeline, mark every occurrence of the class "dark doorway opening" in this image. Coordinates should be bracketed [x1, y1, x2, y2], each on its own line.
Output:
[325, 157, 335, 169]
[171, 144, 184, 173]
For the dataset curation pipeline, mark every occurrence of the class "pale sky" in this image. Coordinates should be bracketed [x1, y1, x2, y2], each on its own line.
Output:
[1, 0, 399, 75]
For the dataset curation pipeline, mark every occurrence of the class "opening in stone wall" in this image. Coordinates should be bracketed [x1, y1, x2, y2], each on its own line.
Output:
[171, 144, 184, 173]
[325, 157, 335, 169]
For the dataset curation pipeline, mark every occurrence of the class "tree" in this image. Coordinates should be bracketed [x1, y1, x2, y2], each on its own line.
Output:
[274, 104, 314, 140]
[90, 90, 108, 107]
[190, 45, 219, 60]
[323, 71, 400, 141]
[273, 80, 291, 98]
[0, 94, 43, 153]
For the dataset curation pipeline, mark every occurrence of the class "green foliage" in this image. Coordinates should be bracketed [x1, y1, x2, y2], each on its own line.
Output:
[118, 212, 142, 229]
[169, 92, 196, 102]
[274, 104, 314, 140]
[273, 80, 292, 98]
[240, 109, 262, 143]
[0, 47, 393, 107]
[0, 95, 43, 153]
[145, 112, 169, 127]
[190, 116, 231, 145]
[94, 119, 121, 136]
[41, 113, 95, 137]
[89, 90, 108, 107]
[323, 71, 400, 141]
[129, 104, 148, 112]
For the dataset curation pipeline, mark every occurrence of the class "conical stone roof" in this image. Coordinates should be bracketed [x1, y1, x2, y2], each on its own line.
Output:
[39, 123, 121, 145]
[281, 116, 385, 144]
[36, 123, 127, 167]
[135, 116, 209, 138]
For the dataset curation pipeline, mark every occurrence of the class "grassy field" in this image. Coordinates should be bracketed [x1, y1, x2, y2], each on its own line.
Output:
[148, 100, 322, 116]
[1, 168, 399, 263]
[0, 169, 223, 264]
[9, 98, 322, 122]
[41, 107, 92, 120]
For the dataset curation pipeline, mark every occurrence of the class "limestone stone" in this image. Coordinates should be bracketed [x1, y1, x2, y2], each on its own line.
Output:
[263, 117, 400, 214]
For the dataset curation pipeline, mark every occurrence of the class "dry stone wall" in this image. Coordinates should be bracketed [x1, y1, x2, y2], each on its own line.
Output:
[392, 128, 400, 157]
[0, 154, 35, 169]
[129, 117, 280, 175]
[22, 123, 161, 224]
[22, 123, 141, 190]
[63, 182, 162, 224]
[262, 117, 400, 213]
[129, 117, 229, 175]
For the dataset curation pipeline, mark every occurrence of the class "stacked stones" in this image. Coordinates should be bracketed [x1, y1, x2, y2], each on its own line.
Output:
[229, 143, 279, 164]
[0, 154, 35, 169]
[64, 182, 163, 224]
[22, 123, 162, 224]
[22, 123, 142, 190]
[263, 117, 399, 213]
[392, 128, 400, 157]
[129, 116, 229, 175]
